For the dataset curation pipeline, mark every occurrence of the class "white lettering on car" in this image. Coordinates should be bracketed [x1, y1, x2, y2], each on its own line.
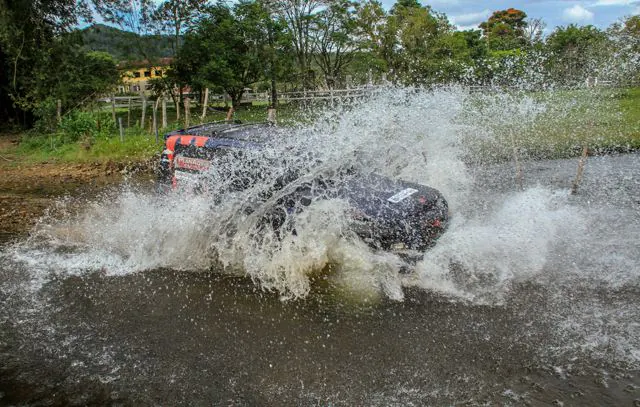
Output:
[174, 155, 211, 172]
[387, 188, 418, 203]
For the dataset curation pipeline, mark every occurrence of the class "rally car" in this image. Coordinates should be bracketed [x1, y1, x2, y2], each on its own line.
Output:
[158, 122, 449, 259]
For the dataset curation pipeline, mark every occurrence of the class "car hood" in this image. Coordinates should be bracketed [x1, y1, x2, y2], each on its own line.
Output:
[339, 173, 445, 219]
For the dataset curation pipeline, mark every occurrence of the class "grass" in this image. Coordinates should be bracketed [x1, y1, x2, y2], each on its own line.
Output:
[5, 87, 640, 165]
[462, 86, 640, 163]
[11, 128, 159, 164]
[7, 102, 310, 164]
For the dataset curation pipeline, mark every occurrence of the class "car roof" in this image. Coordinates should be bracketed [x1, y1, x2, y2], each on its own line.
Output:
[164, 122, 274, 142]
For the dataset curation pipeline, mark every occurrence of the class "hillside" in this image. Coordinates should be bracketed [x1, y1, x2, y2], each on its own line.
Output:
[79, 24, 176, 61]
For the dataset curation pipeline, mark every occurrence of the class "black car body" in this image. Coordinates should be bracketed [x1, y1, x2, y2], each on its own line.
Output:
[158, 122, 449, 260]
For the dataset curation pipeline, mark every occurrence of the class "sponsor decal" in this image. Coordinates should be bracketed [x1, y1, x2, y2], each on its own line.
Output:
[174, 170, 201, 181]
[387, 188, 418, 203]
[174, 155, 211, 172]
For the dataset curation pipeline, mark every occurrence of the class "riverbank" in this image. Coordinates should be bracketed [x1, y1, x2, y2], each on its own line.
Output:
[0, 134, 155, 236]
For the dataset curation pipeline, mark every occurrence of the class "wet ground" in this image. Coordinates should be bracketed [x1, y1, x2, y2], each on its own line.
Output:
[1, 153, 639, 405]
[0, 157, 154, 239]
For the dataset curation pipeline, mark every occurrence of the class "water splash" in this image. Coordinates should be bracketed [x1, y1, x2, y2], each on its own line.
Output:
[3, 86, 634, 307]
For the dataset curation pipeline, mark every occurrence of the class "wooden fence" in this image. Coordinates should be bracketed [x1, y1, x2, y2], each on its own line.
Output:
[97, 87, 374, 108]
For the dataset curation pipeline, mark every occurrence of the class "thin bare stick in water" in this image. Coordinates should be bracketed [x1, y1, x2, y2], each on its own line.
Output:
[571, 145, 589, 195]
[510, 130, 524, 191]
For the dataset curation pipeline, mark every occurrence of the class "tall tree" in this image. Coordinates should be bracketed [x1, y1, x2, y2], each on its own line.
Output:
[254, 0, 293, 107]
[150, 0, 206, 115]
[479, 8, 528, 51]
[608, 15, 640, 83]
[0, 0, 118, 126]
[269, 0, 324, 90]
[311, 0, 358, 88]
[94, 0, 157, 61]
[176, 1, 271, 107]
[523, 17, 546, 47]
[546, 24, 609, 84]
[153, 0, 207, 56]
[390, 0, 420, 13]
[384, 3, 452, 83]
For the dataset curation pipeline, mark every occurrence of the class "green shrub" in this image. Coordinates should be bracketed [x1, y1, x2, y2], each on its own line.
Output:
[32, 98, 59, 134]
[59, 111, 99, 143]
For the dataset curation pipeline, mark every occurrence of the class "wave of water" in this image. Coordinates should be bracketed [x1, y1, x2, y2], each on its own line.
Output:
[2, 86, 640, 370]
[2, 87, 611, 300]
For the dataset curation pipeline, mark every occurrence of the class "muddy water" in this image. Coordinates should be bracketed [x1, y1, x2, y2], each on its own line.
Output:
[1, 153, 640, 405]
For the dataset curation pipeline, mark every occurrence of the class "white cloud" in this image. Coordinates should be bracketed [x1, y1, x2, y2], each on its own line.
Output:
[563, 5, 595, 22]
[454, 24, 482, 32]
[450, 9, 491, 26]
[593, 0, 635, 6]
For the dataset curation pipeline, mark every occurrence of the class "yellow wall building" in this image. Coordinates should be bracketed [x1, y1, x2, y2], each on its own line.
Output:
[117, 58, 171, 94]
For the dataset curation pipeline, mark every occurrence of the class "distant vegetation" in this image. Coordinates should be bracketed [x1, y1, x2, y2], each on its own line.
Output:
[80, 24, 175, 61]
[0, 0, 638, 164]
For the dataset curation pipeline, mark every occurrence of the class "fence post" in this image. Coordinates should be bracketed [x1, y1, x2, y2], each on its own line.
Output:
[111, 94, 116, 123]
[184, 97, 190, 128]
[162, 96, 167, 128]
[141, 96, 147, 130]
[201, 88, 209, 121]
[226, 106, 235, 122]
[127, 97, 132, 128]
[152, 99, 158, 142]
[176, 94, 181, 120]
[56, 99, 62, 124]
[118, 117, 124, 143]
[267, 107, 276, 123]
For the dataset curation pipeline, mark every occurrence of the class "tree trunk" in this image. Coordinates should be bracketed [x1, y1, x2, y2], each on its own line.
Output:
[184, 97, 190, 128]
[267, 19, 278, 108]
[175, 88, 182, 120]
[56, 99, 62, 124]
[270, 77, 278, 108]
[201, 88, 209, 120]
[267, 107, 276, 123]
[162, 96, 167, 128]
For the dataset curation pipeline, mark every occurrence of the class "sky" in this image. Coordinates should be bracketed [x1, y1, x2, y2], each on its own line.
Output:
[85, 0, 639, 35]
[379, 0, 640, 33]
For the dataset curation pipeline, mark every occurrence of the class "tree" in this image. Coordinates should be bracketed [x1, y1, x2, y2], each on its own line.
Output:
[269, 0, 324, 90]
[94, 0, 158, 61]
[311, 0, 358, 88]
[153, 0, 207, 56]
[608, 15, 640, 84]
[254, 0, 294, 107]
[479, 8, 528, 51]
[176, 1, 271, 107]
[546, 24, 609, 84]
[0, 0, 119, 126]
[384, 3, 452, 83]
[390, 0, 420, 14]
[523, 17, 546, 47]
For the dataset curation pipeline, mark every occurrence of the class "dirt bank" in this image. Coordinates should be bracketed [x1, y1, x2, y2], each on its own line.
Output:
[0, 136, 155, 236]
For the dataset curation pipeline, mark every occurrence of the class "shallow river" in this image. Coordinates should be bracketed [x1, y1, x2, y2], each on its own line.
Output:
[1, 151, 639, 406]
